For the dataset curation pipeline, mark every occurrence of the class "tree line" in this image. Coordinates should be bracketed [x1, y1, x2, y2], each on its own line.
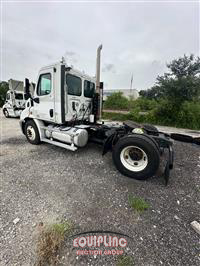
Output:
[104, 54, 200, 129]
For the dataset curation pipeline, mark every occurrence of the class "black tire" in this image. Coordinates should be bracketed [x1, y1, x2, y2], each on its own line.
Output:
[112, 134, 160, 180]
[142, 124, 161, 154]
[3, 108, 9, 118]
[25, 120, 40, 145]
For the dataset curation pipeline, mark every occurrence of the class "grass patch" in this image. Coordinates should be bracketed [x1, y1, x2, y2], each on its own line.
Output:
[36, 221, 73, 266]
[103, 92, 200, 130]
[102, 111, 153, 124]
[117, 255, 134, 266]
[103, 111, 131, 121]
[128, 195, 150, 212]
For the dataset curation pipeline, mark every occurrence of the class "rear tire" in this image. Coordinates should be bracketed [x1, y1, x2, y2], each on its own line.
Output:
[25, 120, 40, 145]
[112, 134, 160, 180]
[3, 108, 9, 118]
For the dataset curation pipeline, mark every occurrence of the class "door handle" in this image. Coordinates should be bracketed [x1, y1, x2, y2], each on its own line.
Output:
[49, 109, 54, 117]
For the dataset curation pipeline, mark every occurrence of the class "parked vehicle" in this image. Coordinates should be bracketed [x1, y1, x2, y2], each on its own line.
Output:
[3, 79, 35, 118]
[20, 45, 199, 184]
[3, 79, 26, 118]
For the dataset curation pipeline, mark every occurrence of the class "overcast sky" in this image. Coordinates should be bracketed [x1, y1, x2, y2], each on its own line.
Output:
[1, 1, 199, 90]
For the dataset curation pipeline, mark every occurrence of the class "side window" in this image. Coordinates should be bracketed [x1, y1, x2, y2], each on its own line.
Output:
[84, 80, 95, 98]
[6, 93, 10, 100]
[37, 73, 51, 96]
[66, 74, 82, 96]
[15, 93, 23, 100]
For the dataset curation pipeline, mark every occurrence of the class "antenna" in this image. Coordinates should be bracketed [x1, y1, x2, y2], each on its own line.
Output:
[130, 74, 133, 94]
[61, 56, 65, 64]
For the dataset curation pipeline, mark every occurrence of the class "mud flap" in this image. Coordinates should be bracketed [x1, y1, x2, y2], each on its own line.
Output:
[164, 161, 170, 186]
[164, 145, 174, 186]
[193, 137, 200, 145]
[102, 134, 115, 155]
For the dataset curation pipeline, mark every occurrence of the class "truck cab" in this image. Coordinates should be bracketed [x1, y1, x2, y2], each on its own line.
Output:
[24, 61, 96, 124]
[20, 59, 99, 151]
[3, 79, 26, 118]
[20, 45, 174, 184]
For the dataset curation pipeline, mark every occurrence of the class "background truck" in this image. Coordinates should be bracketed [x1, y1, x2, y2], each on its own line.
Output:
[3, 79, 26, 118]
[20, 45, 176, 184]
[3, 79, 35, 118]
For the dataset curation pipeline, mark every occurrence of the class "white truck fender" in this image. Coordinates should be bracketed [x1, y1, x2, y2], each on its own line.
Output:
[33, 119, 45, 140]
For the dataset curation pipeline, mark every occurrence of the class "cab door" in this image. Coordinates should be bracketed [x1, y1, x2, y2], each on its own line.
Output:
[65, 73, 82, 121]
[34, 68, 55, 122]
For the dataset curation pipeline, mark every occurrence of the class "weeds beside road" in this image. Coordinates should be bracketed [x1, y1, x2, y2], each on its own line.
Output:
[0, 113, 200, 265]
[103, 93, 200, 130]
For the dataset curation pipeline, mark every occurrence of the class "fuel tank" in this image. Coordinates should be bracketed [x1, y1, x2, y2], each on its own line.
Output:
[45, 126, 88, 147]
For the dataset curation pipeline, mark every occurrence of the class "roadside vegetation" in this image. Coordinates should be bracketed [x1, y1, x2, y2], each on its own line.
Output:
[117, 254, 134, 266]
[0, 81, 9, 107]
[103, 54, 200, 130]
[128, 195, 150, 212]
[36, 220, 73, 266]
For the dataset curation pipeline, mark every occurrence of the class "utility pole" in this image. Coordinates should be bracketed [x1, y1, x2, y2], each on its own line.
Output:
[130, 74, 133, 95]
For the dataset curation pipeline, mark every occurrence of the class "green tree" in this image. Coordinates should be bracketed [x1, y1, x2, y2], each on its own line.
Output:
[104, 91, 129, 110]
[0, 81, 9, 107]
[139, 85, 164, 100]
[140, 54, 200, 104]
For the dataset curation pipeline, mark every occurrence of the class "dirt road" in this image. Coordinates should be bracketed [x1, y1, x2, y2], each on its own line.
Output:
[0, 113, 200, 265]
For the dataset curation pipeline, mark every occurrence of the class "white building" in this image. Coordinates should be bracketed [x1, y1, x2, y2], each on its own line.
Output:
[103, 89, 139, 101]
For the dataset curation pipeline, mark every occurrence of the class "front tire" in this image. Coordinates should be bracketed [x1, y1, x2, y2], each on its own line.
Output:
[112, 135, 160, 180]
[3, 108, 9, 118]
[25, 120, 40, 145]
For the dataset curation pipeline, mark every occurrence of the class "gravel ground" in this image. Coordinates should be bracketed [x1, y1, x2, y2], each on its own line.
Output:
[0, 112, 200, 266]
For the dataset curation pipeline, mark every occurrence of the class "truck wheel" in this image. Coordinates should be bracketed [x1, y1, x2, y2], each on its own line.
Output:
[112, 135, 160, 180]
[25, 120, 40, 145]
[3, 109, 9, 118]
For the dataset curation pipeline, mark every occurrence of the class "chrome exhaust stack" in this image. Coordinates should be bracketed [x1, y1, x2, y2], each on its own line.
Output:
[96, 44, 103, 120]
[96, 44, 103, 94]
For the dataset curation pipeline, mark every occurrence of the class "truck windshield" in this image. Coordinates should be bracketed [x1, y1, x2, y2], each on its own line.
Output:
[84, 80, 95, 98]
[15, 93, 23, 100]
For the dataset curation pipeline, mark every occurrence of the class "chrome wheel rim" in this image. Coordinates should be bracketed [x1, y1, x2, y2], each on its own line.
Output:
[120, 146, 148, 172]
[27, 125, 36, 141]
[4, 110, 9, 117]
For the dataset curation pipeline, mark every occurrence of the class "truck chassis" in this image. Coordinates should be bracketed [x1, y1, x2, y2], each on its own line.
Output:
[19, 45, 199, 185]
[20, 115, 174, 185]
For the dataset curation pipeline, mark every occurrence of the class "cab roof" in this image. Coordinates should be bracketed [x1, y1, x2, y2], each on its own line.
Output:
[40, 62, 96, 83]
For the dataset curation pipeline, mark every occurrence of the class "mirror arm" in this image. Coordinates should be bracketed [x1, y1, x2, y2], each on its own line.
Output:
[33, 97, 40, 104]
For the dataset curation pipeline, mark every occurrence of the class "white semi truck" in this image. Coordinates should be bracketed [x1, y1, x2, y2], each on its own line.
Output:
[3, 79, 26, 118]
[20, 45, 177, 184]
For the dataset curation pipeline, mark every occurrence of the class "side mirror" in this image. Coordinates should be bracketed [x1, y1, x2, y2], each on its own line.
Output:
[33, 97, 40, 104]
[24, 78, 31, 100]
[100, 82, 104, 90]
